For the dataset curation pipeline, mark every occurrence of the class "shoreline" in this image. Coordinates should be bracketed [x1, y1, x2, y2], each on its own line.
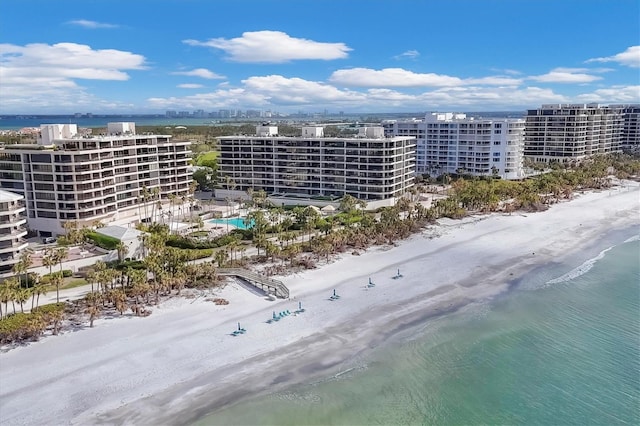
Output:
[0, 183, 638, 425]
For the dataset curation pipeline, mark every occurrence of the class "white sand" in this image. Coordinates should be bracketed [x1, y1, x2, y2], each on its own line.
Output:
[1, 183, 638, 425]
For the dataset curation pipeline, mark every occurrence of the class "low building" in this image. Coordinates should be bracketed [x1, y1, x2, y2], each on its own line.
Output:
[217, 125, 416, 208]
[0, 190, 28, 278]
[95, 225, 144, 260]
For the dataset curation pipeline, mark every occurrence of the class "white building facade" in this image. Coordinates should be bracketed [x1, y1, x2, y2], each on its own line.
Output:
[384, 113, 526, 180]
[524, 104, 624, 163]
[0, 190, 28, 278]
[217, 126, 416, 207]
[611, 104, 640, 151]
[0, 123, 192, 236]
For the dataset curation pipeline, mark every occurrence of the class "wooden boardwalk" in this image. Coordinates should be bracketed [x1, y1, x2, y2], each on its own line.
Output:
[217, 268, 289, 299]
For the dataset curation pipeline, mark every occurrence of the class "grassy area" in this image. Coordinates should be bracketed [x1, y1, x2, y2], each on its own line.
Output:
[44, 277, 88, 293]
[196, 151, 218, 166]
[188, 231, 209, 238]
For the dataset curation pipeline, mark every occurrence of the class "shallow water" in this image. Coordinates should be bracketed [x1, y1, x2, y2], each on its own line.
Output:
[196, 232, 640, 425]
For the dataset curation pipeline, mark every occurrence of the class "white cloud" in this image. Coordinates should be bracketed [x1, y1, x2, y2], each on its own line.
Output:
[394, 50, 420, 60]
[528, 68, 602, 83]
[66, 19, 118, 29]
[0, 42, 146, 113]
[330, 68, 462, 87]
[148, 88, 270, 110]
[586, 46, 640, 68]
[242, 75, 365, 104]
[330, 68, 523, 87]
[0, 42, 146, 76]
[183, 30, 351, 63]
[145, 75, 570, 112]
[575, 85, 640, 103]
[465, 76, 523, 85]
[177, 84, 204, 89]
[171, 68, 225, 79]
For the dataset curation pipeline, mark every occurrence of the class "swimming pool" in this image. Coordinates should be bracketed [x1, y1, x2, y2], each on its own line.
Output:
[209, 217, 253, 230]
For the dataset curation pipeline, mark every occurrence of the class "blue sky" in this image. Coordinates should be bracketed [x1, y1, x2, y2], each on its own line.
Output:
[1, 0, 638, 114]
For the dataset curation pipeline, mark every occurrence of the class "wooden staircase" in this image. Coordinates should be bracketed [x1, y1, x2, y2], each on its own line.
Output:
[217, 268, 289, 299]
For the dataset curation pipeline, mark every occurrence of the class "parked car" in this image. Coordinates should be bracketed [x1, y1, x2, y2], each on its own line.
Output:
[42, 237, 57, 244]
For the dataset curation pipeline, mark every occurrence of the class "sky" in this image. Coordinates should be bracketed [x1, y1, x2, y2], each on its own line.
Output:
[0, 0, 639, 114]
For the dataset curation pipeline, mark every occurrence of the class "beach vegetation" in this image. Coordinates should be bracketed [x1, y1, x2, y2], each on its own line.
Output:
[2, 153, 638, 347]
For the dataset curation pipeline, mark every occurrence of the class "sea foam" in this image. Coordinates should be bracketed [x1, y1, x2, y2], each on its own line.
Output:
[546, 245, 614, 285]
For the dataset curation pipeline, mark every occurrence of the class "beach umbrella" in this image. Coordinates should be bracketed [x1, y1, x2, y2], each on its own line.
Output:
[299, 301, 302, 310]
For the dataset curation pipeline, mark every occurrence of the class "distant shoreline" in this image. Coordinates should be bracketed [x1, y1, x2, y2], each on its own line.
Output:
[0, 111, 526, 130]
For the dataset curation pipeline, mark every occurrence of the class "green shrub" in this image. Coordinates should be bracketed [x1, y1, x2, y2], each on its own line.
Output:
[0, 303, 65, 344]
[86, 231, 119, 250]
[107, 259, 146, 271]
[180, 248, 213, 261]
[62, 269, 72, 278]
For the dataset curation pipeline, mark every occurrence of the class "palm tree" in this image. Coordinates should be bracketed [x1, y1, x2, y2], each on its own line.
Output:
[214, 249, 228, 268]
[115, 240, 128, 263]
[85, 291, 102, 327]
[16, 287, 30, 313]
[4, 277, 19, 315]
[12, 249, 32, 288]
[0, 281, 11, 319]
[42, 247, 56, 278]
[51, 273, 64, 304]
[55, 246, 69, 276]
[33, 279, 47, 310]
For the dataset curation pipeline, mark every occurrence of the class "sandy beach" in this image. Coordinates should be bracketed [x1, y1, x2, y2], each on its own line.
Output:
[0, 183, 638, 426]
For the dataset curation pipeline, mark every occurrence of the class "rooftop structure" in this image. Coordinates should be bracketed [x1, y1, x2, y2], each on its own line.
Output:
[0, 123, 192, 236]
[384, 113, 526, 179]
[217, 125, 416, 208]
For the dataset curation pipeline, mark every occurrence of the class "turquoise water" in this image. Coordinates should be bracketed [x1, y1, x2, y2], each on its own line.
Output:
[196, 230, 640, 425]
[209, 217, 252, 230]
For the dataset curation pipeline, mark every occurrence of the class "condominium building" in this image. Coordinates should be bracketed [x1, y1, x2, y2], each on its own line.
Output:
[0, 190, 28, 278]
[611, 104, 640, 151]
[217, 125, 415, 206]
[0, 122, 191, 236]
[524, 104, 624, 163]
[384, 113, 526, 180]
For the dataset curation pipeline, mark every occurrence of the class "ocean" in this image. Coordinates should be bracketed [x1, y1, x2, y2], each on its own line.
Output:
[195, 227, 640, 425]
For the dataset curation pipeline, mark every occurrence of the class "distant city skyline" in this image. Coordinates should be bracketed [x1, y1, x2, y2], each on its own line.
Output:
[1, 0, 638, 114]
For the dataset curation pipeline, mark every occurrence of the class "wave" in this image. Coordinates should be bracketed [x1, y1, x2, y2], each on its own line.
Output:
[623, 234, 640, 243]
[546, 245, 615, 285]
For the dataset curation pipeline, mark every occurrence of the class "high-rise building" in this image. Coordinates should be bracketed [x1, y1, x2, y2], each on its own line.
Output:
[0, 190, 28, 278]
[217, 125, 415, 207]
[611, 104, 640, 151]
[0, 123, 191, 236]
[524, 104, 624, 163]
[384, 113, 526, 179]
